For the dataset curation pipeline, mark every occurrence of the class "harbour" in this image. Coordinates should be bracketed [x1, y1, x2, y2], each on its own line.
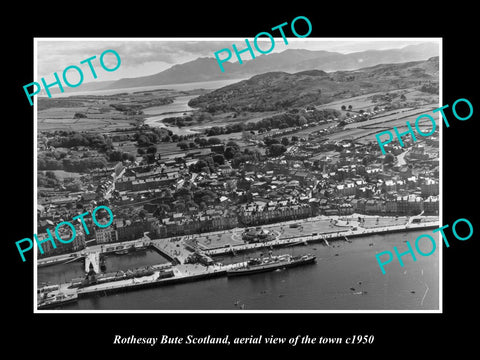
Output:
[36, 216, 440, 311]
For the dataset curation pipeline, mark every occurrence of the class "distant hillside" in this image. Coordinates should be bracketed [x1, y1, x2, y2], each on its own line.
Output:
[289, 43, 440, 72]
[188, 57, 439, 112]
[105, 58, 234, 89]
[65, 43, 439, 93]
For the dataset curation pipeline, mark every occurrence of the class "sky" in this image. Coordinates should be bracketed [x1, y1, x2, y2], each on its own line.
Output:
[35, 38, 439, 83]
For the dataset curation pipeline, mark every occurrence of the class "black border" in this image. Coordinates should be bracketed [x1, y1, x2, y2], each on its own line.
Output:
[7, 5, 478, 355]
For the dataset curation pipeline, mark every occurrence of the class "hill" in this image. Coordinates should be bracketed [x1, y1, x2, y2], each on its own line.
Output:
[187, 57, 439, 112]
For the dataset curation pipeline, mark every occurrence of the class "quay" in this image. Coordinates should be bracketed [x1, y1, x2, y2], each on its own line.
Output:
[72, 262, 247, 298]
[149, 239, 189, 264]
[38, 253, 83, 267]
[37, 237, 152, 267]
[203, 220, 440, 256]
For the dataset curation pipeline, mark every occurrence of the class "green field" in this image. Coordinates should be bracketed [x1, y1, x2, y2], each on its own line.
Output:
[37, 89, 182, 132]
[325, 103, 439, 144]
[38, 170, 83, 179]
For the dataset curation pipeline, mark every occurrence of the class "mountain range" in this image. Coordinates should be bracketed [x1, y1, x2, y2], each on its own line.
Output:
[60, 42, 439, 94]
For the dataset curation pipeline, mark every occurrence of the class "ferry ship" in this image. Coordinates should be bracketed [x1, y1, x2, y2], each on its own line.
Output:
[227, 253, 316, 277]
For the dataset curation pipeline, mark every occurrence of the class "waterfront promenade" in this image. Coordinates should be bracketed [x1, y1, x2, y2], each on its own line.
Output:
[37, 215, 438, 267]
[203, 219, 439, 256]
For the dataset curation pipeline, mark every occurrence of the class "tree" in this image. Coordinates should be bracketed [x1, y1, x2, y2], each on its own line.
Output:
[147, 146, 157, 154]
[189, 159, 208, 173]
[212, 154, 225, 165]
[298, 116, 307, 126]
[281, 137, 290, 146]
[108, 150, 123, 162]
[226, 179, 237, 192]
[226, 141, 240, 150]
[45, 171, 57, 179]
[267, 143, 287, 157]
[186, 200, 198, 209]
[176, 187, 192, 200]
[122, 153, 135, 162]
[137, 134, 151, 146]
[44, 159, 62, 170]
[74, 112, 87, 119]
[197, 112, 213, 123]
[37, 158, 46, 170]
[162, 188, 173, 200]
[178, 141, 189, 150]
[207, 137, 222, 145]
[362, 154, 374, 166]
[146, 153, 156, 164]
[348, 105, 352, 111]
[174, 202, 186, 213]
[264, 137, 279, 146]
[194, 189, 217, 204]
[66, 180, 82, 192]
[38, 172, 59, 187]
[224, 146, 239, 160]
[341, 105, 346, 111]
[384, 153, 395, 164]
[158, 203, 171, 213]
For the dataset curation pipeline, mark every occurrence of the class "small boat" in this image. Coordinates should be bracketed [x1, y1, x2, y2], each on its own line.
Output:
[100, 257, 106, 270]
[114, 249, 129, 255]
[157, 269, 174, 280]
[285, 239, 305, 247]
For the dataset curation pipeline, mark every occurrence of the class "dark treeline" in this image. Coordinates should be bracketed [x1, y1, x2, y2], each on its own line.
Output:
[205, 108, 340, 136]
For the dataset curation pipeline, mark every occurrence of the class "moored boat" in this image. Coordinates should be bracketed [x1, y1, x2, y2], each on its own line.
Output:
[38, 292, 78, 309]
[114, 249, 129, 255]
[227, 253, 316, 277]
